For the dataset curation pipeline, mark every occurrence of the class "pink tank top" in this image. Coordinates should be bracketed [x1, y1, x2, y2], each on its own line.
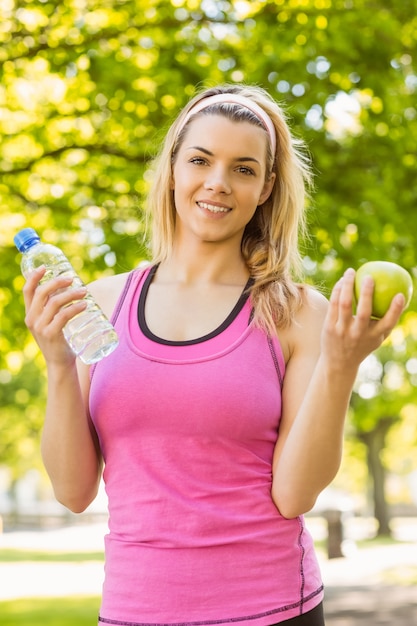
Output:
[89, 266, 323, 626]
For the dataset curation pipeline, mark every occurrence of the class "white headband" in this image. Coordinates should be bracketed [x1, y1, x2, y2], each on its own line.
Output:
[178, 93, 277, 154]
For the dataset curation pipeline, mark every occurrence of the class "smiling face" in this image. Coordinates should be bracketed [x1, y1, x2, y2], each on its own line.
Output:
[171, 113, 275, 248]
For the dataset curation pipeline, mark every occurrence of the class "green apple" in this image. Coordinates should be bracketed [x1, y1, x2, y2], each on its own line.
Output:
[354, 261, 413, 319]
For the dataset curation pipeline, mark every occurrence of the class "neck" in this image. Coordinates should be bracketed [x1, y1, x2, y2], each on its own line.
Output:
[156, 243, 249, 286]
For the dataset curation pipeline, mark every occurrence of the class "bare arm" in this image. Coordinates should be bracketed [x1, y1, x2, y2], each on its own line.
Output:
[272, 269, 405, 519]
[22, 268, 125, 513]
[41, 359, 102, 513]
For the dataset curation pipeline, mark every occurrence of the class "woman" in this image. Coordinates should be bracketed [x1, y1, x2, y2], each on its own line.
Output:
[22, 84, 405, 626]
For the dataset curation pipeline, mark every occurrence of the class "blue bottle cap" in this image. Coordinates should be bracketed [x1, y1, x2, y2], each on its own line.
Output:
[14, 228, 41, 253]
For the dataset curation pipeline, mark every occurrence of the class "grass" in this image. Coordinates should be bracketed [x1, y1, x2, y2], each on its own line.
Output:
[0, 596, 101, 625]
[381, 565, 417, 585]
[313, 528, 409, 554]
[0, 548, 104, 563]
[356, 534, 402, 548]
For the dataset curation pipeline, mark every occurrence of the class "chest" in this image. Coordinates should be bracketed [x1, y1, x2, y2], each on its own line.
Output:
[90, 268, 285, 451]
[91, 326, 283, 450]
[144, 282, 248, 342]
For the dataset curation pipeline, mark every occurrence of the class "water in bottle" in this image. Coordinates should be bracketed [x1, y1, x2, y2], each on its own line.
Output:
[14, 227, 119, 364]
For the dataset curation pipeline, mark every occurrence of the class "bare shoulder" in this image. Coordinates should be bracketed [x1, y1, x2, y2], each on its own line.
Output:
[87, 271, 132, 319]
[279, 286, 329, 362]
[294, 286, 329, 334]
[299, 285, 329, 321]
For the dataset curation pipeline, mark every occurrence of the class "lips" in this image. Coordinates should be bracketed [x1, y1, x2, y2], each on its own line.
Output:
[197, 201, 231, 214]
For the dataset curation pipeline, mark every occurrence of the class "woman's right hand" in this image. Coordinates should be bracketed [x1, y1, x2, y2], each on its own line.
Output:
[22, 266, 89, 366]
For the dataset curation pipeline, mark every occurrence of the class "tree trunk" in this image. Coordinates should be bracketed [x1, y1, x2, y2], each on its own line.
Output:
[358, 417, 396, 537]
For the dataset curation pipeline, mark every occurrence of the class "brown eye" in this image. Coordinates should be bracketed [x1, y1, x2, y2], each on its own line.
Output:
[236, 166, 255, 176]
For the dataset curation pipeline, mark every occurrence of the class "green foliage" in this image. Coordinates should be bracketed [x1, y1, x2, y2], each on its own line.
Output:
[1, 1, 417, 502]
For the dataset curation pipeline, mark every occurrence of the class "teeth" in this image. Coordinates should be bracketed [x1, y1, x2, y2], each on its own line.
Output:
[198, 201, 230, 213]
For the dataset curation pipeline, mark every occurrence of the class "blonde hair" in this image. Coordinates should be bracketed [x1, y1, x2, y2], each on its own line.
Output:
[145, 84, 313, 334]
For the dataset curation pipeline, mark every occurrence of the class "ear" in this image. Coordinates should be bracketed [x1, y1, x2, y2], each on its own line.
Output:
[258, 173, 276, 205]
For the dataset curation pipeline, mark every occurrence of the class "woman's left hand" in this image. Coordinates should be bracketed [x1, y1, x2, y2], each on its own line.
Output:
[322, 268, 405, 371]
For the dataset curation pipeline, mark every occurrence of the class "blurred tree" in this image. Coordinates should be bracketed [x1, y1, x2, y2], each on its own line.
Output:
[350, 310, 417, 534]
[1, 0, 417, 529]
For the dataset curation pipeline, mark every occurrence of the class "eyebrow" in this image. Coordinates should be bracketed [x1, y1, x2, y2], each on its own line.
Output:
[186, 145, 261, 165]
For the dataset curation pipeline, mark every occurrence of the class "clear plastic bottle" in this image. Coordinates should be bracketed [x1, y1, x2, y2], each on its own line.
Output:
[14, 228, 119, 364]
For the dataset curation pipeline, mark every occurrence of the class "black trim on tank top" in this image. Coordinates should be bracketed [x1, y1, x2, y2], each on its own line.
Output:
[137, 264, 254, 346]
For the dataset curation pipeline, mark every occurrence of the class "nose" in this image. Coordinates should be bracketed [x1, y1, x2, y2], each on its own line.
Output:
[203, 166, 231, 194]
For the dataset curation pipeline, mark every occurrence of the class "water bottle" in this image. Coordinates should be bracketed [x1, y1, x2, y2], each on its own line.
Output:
[14, 228, 119, 364]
